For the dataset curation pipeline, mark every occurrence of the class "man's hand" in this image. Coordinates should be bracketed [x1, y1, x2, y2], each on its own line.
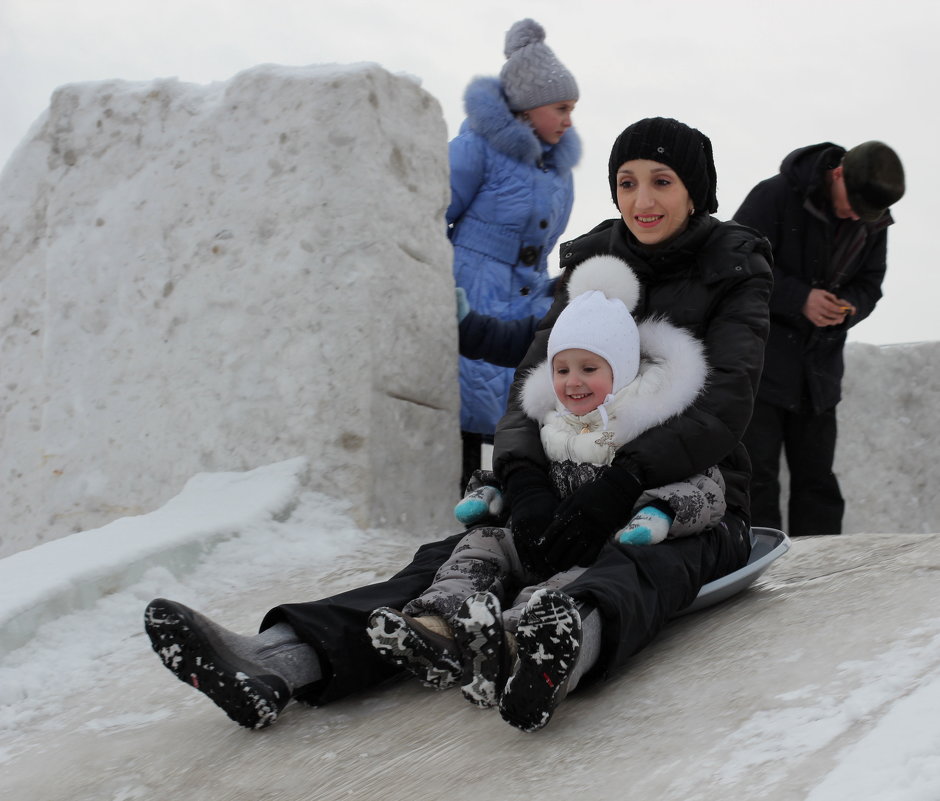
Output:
[803, 288, 856, 327]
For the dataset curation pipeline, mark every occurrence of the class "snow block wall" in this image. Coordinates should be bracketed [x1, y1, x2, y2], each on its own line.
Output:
[836, 341, 940, 534]
[0, 63, 458, 557]
[748, 341, 940, 535]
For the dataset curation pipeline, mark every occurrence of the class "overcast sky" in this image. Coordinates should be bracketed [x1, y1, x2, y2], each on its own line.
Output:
[2, 0, 937, 345]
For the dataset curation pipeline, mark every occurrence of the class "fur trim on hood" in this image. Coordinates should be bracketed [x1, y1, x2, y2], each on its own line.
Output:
[462, 76, 581, 171]
[521, 318, 708, 444]
[521, 253, 708, 460]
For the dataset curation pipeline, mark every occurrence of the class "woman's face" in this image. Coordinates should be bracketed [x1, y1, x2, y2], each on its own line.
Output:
[615, 159, 694, 246]
[525, 101, 576, 145]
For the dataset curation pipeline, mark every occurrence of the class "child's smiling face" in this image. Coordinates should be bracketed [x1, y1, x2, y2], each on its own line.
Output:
[552, 348, 614, 416]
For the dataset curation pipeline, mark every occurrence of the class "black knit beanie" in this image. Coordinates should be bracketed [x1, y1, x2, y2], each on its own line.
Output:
[607, 117, 718, 214]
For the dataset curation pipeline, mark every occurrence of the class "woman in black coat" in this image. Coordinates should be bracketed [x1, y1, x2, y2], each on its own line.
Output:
[487, 117, 772, 729]
[143, 118, 772, 734]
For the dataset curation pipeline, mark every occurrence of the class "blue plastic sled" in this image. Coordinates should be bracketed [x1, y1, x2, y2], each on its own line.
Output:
[678, 527, 791, 616]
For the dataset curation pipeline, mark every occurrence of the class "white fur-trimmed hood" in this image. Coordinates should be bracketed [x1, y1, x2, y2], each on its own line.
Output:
[520, 255, 708, 458]
[522, 318, 708, 444]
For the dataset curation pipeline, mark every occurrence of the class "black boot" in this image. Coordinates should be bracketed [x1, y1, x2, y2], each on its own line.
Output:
[366, 608, 462, 689]
[145, 598, 291, 730]
[453, 591, 510, 708]
[498, 589, 581, 732]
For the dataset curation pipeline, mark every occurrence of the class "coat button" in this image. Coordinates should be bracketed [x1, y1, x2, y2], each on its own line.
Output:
[520, 286, 531, 295]
[539, 219, 548, 229]
[519, 246, 539, 266]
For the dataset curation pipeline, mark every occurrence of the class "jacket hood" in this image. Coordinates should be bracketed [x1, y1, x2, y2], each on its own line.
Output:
[462, 76, 581, 171]
[520, 313, 708, 452]
[779, 142, 846, 197]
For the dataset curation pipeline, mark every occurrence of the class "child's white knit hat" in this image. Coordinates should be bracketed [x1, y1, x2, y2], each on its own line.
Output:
[547, 255, 641, 394]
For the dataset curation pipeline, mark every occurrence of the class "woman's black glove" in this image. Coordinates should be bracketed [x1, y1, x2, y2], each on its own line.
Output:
[505, 465, 560, 577]
[542, 464, 643, 572]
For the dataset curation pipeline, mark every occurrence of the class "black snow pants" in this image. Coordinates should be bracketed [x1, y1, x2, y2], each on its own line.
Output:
[261, 514, 750, 706]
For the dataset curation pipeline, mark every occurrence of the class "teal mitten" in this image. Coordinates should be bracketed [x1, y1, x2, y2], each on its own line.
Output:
[455, 484, 505, 526]
[616, 505, 673, 546]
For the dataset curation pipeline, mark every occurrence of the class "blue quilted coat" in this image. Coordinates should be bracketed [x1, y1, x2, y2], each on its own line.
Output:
[449, 76, 581, 435]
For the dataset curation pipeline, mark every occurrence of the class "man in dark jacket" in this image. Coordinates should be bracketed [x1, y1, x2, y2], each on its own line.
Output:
[734, 141, 905, 536]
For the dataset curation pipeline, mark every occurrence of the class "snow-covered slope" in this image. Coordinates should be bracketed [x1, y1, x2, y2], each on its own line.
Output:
[0, 457, 309, 653]
[1, 461, 938, 800]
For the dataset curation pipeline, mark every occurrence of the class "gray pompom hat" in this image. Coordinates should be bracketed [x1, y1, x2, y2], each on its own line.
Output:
[499, 18, 579, 112]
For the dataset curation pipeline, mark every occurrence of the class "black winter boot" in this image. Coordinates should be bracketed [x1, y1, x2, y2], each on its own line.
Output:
[453, 591, 510, 708]
[366, 608, 462, 689]
[145, 598, 291, 730]
[498, 589, 581, 732]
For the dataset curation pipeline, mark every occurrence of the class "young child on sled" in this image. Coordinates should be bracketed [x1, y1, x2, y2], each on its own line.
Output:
[368, 254, 726, 731]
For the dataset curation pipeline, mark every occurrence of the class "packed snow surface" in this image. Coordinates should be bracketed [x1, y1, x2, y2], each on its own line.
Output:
[2, 460, 939, 800]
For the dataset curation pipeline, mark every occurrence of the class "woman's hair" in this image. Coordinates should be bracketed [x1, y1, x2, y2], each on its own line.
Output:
[607, 117, 718, 214]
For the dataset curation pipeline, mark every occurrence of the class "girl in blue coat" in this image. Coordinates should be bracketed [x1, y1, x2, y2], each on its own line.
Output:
[450, 18, 582, 487]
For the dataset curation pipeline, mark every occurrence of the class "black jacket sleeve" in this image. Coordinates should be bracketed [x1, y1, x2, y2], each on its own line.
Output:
[458, 309, 542, 367]
[735, 175, 813, 319]
[492, 297, 565, 481]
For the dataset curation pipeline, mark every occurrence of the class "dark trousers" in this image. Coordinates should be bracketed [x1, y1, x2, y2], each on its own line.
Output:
[560, 514, 750, 680]
[743, 399, 844, 536]
[261, 515, 750, 705]
[261, 532, 466, 705]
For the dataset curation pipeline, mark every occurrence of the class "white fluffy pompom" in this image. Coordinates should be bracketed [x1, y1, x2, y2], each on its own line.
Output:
[566, 255, 641, 312]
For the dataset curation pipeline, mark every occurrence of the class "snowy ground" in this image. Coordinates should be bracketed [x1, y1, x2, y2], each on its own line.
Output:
[2, 459, 939, 800]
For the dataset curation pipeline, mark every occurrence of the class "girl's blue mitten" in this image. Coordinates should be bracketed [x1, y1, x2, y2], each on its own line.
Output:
[616, 505, 673, 546]
[455, 484, 504, 526]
